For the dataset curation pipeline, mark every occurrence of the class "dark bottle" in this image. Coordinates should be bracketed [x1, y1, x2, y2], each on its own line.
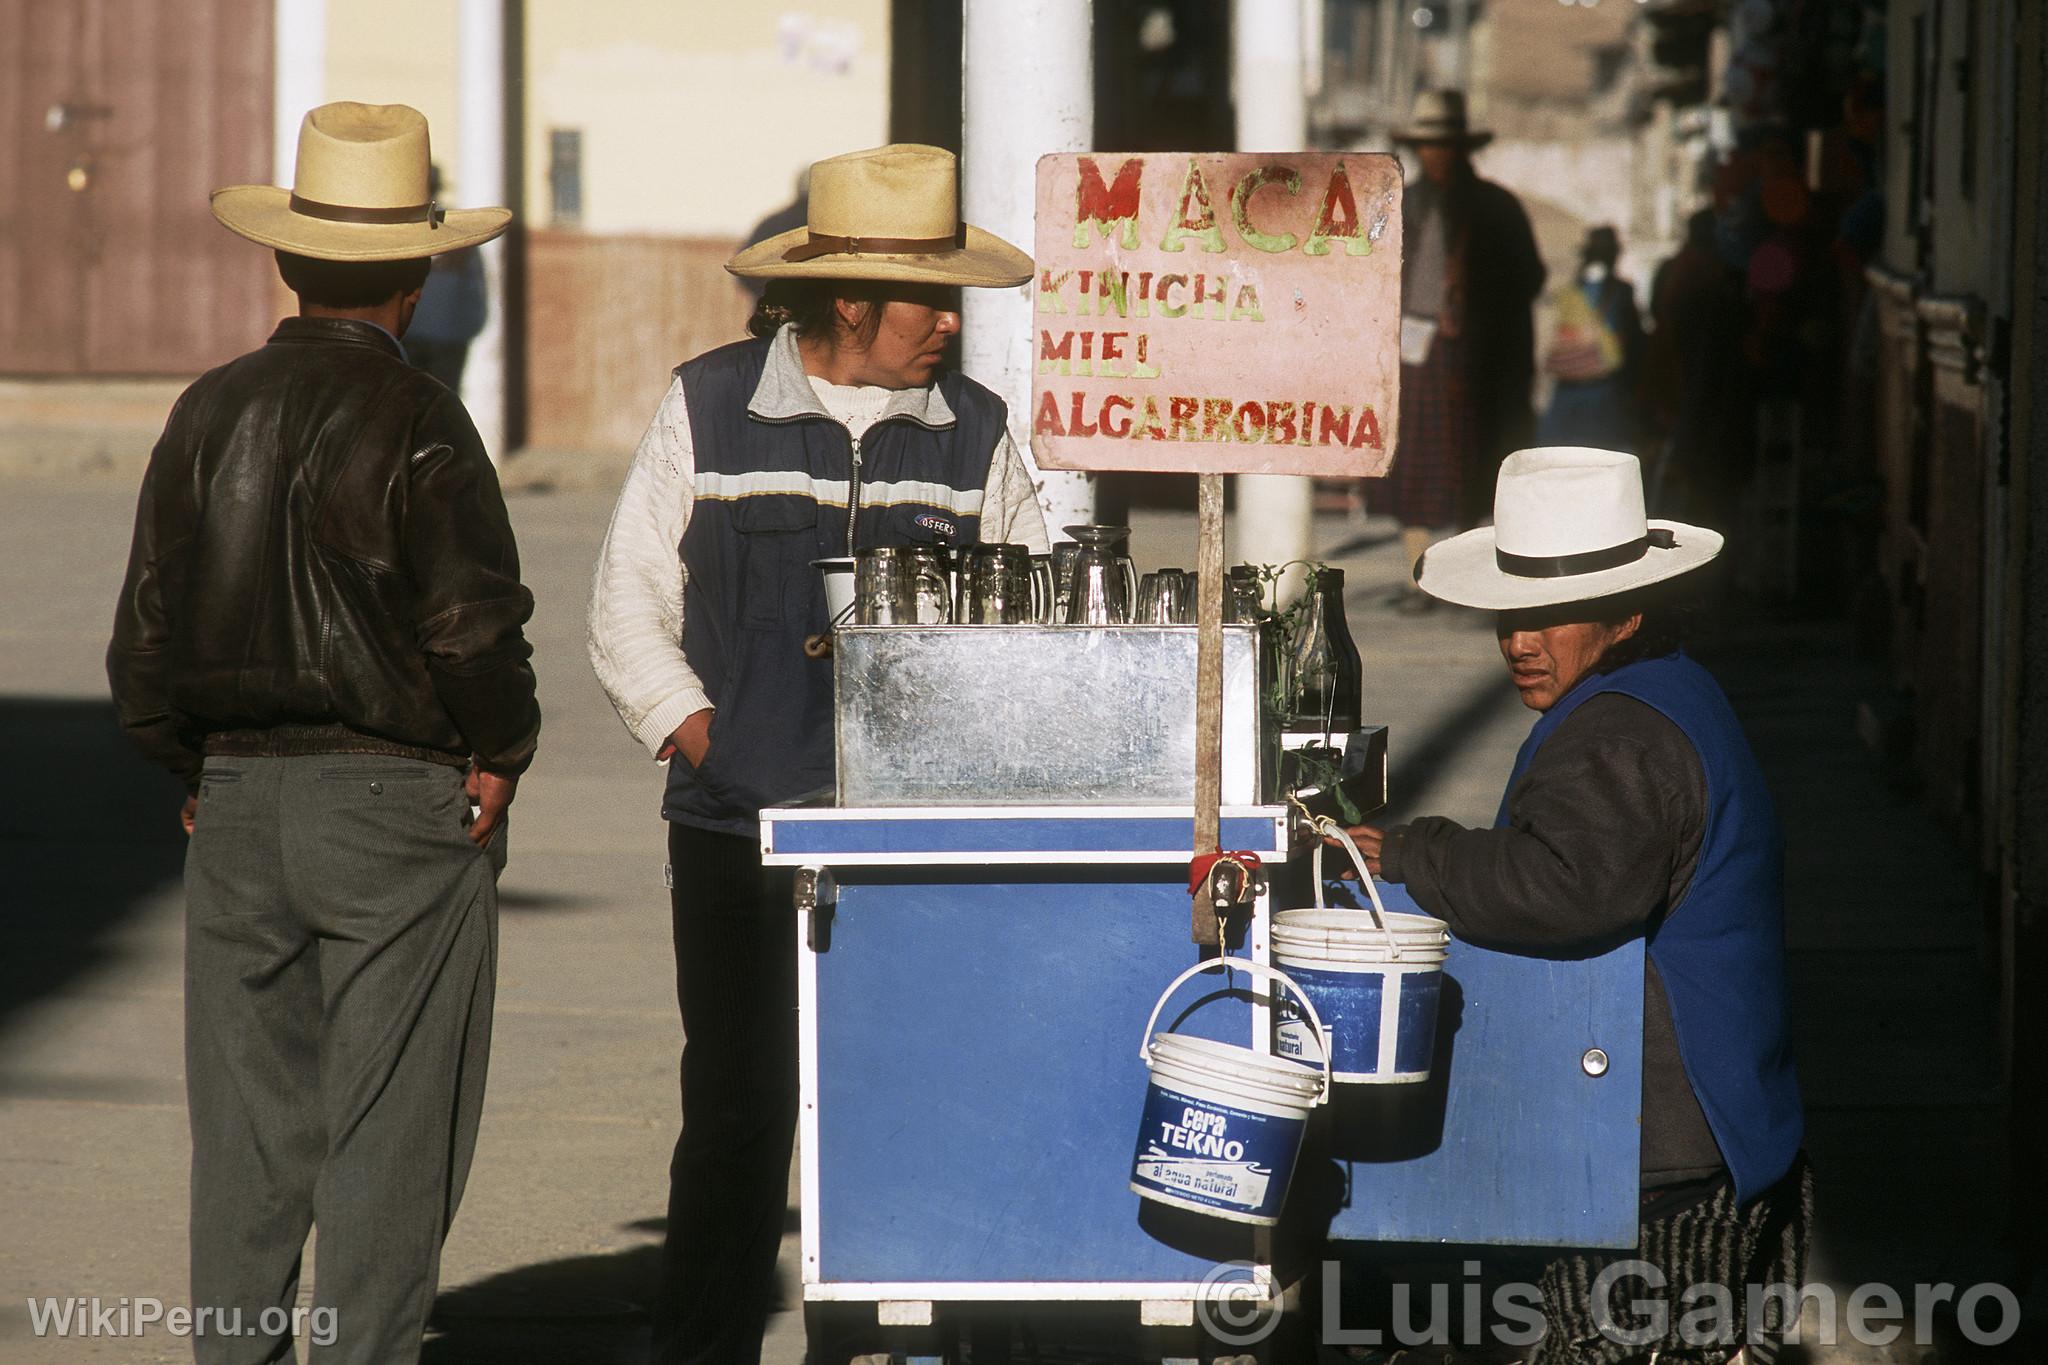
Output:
[1284, 567, 1363, 735]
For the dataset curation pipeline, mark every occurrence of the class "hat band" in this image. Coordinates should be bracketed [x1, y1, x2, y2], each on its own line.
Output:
[288, 194, 443, 227]
[782, 230, 960, 263]
[1496, 527, 1676, 579]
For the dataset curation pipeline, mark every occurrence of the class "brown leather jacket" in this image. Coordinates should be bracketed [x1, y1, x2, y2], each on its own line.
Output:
[107, 317, 540, 788]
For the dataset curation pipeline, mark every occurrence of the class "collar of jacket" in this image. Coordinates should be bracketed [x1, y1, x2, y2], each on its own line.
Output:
[745, 322, 957, 430]
[267, 316, 407, 360]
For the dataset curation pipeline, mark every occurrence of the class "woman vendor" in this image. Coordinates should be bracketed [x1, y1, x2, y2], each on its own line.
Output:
[587, 144, 1049, 1364]
[1343, 446, 1811, 1365]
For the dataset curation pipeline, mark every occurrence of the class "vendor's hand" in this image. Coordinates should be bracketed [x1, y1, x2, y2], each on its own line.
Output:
[1324, 823, 1385, 878]
[466, 764, 518, 847]
[661, 708, 714, 768]
[180, 795, 198, 837]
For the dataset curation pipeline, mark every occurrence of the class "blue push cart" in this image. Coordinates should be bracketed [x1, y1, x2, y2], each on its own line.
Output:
[761, 798, 1648, 1361]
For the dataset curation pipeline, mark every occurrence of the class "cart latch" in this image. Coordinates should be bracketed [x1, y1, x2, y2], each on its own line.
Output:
[793, 866, 837, 951]
[1189, 850, 1264, 944]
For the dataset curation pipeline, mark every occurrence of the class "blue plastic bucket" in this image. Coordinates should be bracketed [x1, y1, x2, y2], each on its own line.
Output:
[1274, 821, 1452, 1084]
[1272, 910, 1449, 1083]
[1130, 959, 1330, 1226]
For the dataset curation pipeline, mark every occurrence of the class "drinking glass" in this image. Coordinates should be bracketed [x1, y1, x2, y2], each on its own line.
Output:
[1050, 541, 1082, 624]
[1225, 565, 1269, 623]
[1027, 553, 1057, 624]
[854, 548, 919, 625]
[1135, 568, 1191, 625]
[905, 546, 954, 624]
[1060, 524, 1139, 625]
[961, 544, 1038, 624]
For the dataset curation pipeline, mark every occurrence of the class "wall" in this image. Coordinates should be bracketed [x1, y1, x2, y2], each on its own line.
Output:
[522, 1, 890, 237]
[315, 1, 892, 452]
[1925, 0, 1997, 296]
[523, 231, 750, 452]
[1880, 0, 1924, 272]
[323, 1, 466, 198]
[2002, 0, 2048, 1268]
[318, 0, 893, 232]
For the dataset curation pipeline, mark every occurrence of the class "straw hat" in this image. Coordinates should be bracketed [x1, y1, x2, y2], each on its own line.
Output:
[1392, 89, 1494, 149]
[211, 103, 510, 262]
[1416, 448, 1722, 610]
[727, 144, 1032, 288]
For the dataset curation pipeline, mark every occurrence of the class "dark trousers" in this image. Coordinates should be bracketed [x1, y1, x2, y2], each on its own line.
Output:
[184, 755, 497, 1364]
[654, 822, 799, 1365]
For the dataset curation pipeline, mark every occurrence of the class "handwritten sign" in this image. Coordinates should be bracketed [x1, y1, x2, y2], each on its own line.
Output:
[1029, 152, 1402, 478]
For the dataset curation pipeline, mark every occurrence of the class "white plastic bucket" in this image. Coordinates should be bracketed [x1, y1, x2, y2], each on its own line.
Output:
[1272, 824, 1452, 1084]
[812, 557, 856, 628]
[1130, 959, 1330, 1226]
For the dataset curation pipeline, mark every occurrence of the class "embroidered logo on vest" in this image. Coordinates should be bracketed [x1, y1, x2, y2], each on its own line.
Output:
[915, 513, 958, 540]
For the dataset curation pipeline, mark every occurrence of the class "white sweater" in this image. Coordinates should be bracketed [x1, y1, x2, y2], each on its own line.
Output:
[587, 339, 1050, 759]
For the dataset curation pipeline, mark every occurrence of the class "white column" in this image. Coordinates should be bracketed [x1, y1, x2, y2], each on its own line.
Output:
[961, 0, 1095, 536]
[272, 0, 325, 186]
[1232, 0, 1317, 589]
[458, 0, 509, 463]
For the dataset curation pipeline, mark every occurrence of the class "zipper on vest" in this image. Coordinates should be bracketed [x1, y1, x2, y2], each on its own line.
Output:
[845, 434, 864, 556]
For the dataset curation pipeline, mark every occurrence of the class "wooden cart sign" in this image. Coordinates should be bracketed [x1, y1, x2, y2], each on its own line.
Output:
[1029, 152, 1402, 478]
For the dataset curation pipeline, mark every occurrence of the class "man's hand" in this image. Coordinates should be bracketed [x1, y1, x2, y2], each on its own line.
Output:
[466, 764, 518, 847]
[1325, 823, 1385, 878]
[660, 708, 714, 768]
[181, 795, 198, 836]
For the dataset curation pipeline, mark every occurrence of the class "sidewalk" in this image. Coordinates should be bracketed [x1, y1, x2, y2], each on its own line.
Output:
[0, 477, 2014, 1362]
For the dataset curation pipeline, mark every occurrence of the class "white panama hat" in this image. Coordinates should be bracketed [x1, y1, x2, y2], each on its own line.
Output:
[1416, 447, 1723, 610]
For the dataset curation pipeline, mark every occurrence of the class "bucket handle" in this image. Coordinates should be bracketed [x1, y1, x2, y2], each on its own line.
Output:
[1139, 957, 1333, 1105]
[1311, 816, 1404, 960]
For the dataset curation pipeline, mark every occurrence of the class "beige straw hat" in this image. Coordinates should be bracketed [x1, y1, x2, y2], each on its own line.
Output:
[1392, 90, 1494, 149]
[211, 102, 510, 262]
[1416, 448, 1722, 610]
[727, 144, 1032, 288]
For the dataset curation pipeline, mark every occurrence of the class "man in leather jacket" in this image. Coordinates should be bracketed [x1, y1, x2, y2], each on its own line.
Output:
[106, 103, 537, 1365]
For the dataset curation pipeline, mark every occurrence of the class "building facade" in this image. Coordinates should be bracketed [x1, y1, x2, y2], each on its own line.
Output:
[1871, 0, 2047, 1265]
[0, 0, 891, 455]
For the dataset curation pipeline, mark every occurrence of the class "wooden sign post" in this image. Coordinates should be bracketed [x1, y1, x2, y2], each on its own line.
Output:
[1031, 152, 1404, 942]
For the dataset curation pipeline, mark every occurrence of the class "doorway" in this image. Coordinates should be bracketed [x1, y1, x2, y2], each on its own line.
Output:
[0, 0, 275, 375]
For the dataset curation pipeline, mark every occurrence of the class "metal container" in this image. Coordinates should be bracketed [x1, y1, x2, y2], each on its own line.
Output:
[834, 625, 1268, 806]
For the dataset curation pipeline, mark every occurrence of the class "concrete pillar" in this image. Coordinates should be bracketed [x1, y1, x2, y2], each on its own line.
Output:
[458, 0, 509, 463]
[1232, 0, 1316, 589]
[961, 0, 1095, 536]
[272, 0, 325, 186]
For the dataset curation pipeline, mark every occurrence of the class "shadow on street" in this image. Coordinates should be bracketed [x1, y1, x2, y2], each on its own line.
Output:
[424, 1236, 659, 1364]
[0, 696, 187, 1036]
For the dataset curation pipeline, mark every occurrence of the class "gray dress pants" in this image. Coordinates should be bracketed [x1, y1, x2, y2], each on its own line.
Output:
[183, 754, 497, 1364]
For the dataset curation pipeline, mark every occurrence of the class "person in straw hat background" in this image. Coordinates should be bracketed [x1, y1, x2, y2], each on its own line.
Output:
[588, 142, 1048, 1364]
[1360, 89, 1547, 613]
[108, 103, 539, 1362]
[1337, 447, 1811, 1363]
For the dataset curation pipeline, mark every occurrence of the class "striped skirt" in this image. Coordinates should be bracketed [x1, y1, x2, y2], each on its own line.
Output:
[1362, 333, 1472, 531]
[1530, 1155, 1815, 1365]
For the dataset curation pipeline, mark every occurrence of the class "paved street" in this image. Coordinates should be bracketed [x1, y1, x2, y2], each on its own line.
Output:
[0, 472, 2022, 1362]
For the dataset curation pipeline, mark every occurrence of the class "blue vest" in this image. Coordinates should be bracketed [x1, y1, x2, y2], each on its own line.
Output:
[1502, 652, 1804, 1204]
[663, 338, 1005, 835]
